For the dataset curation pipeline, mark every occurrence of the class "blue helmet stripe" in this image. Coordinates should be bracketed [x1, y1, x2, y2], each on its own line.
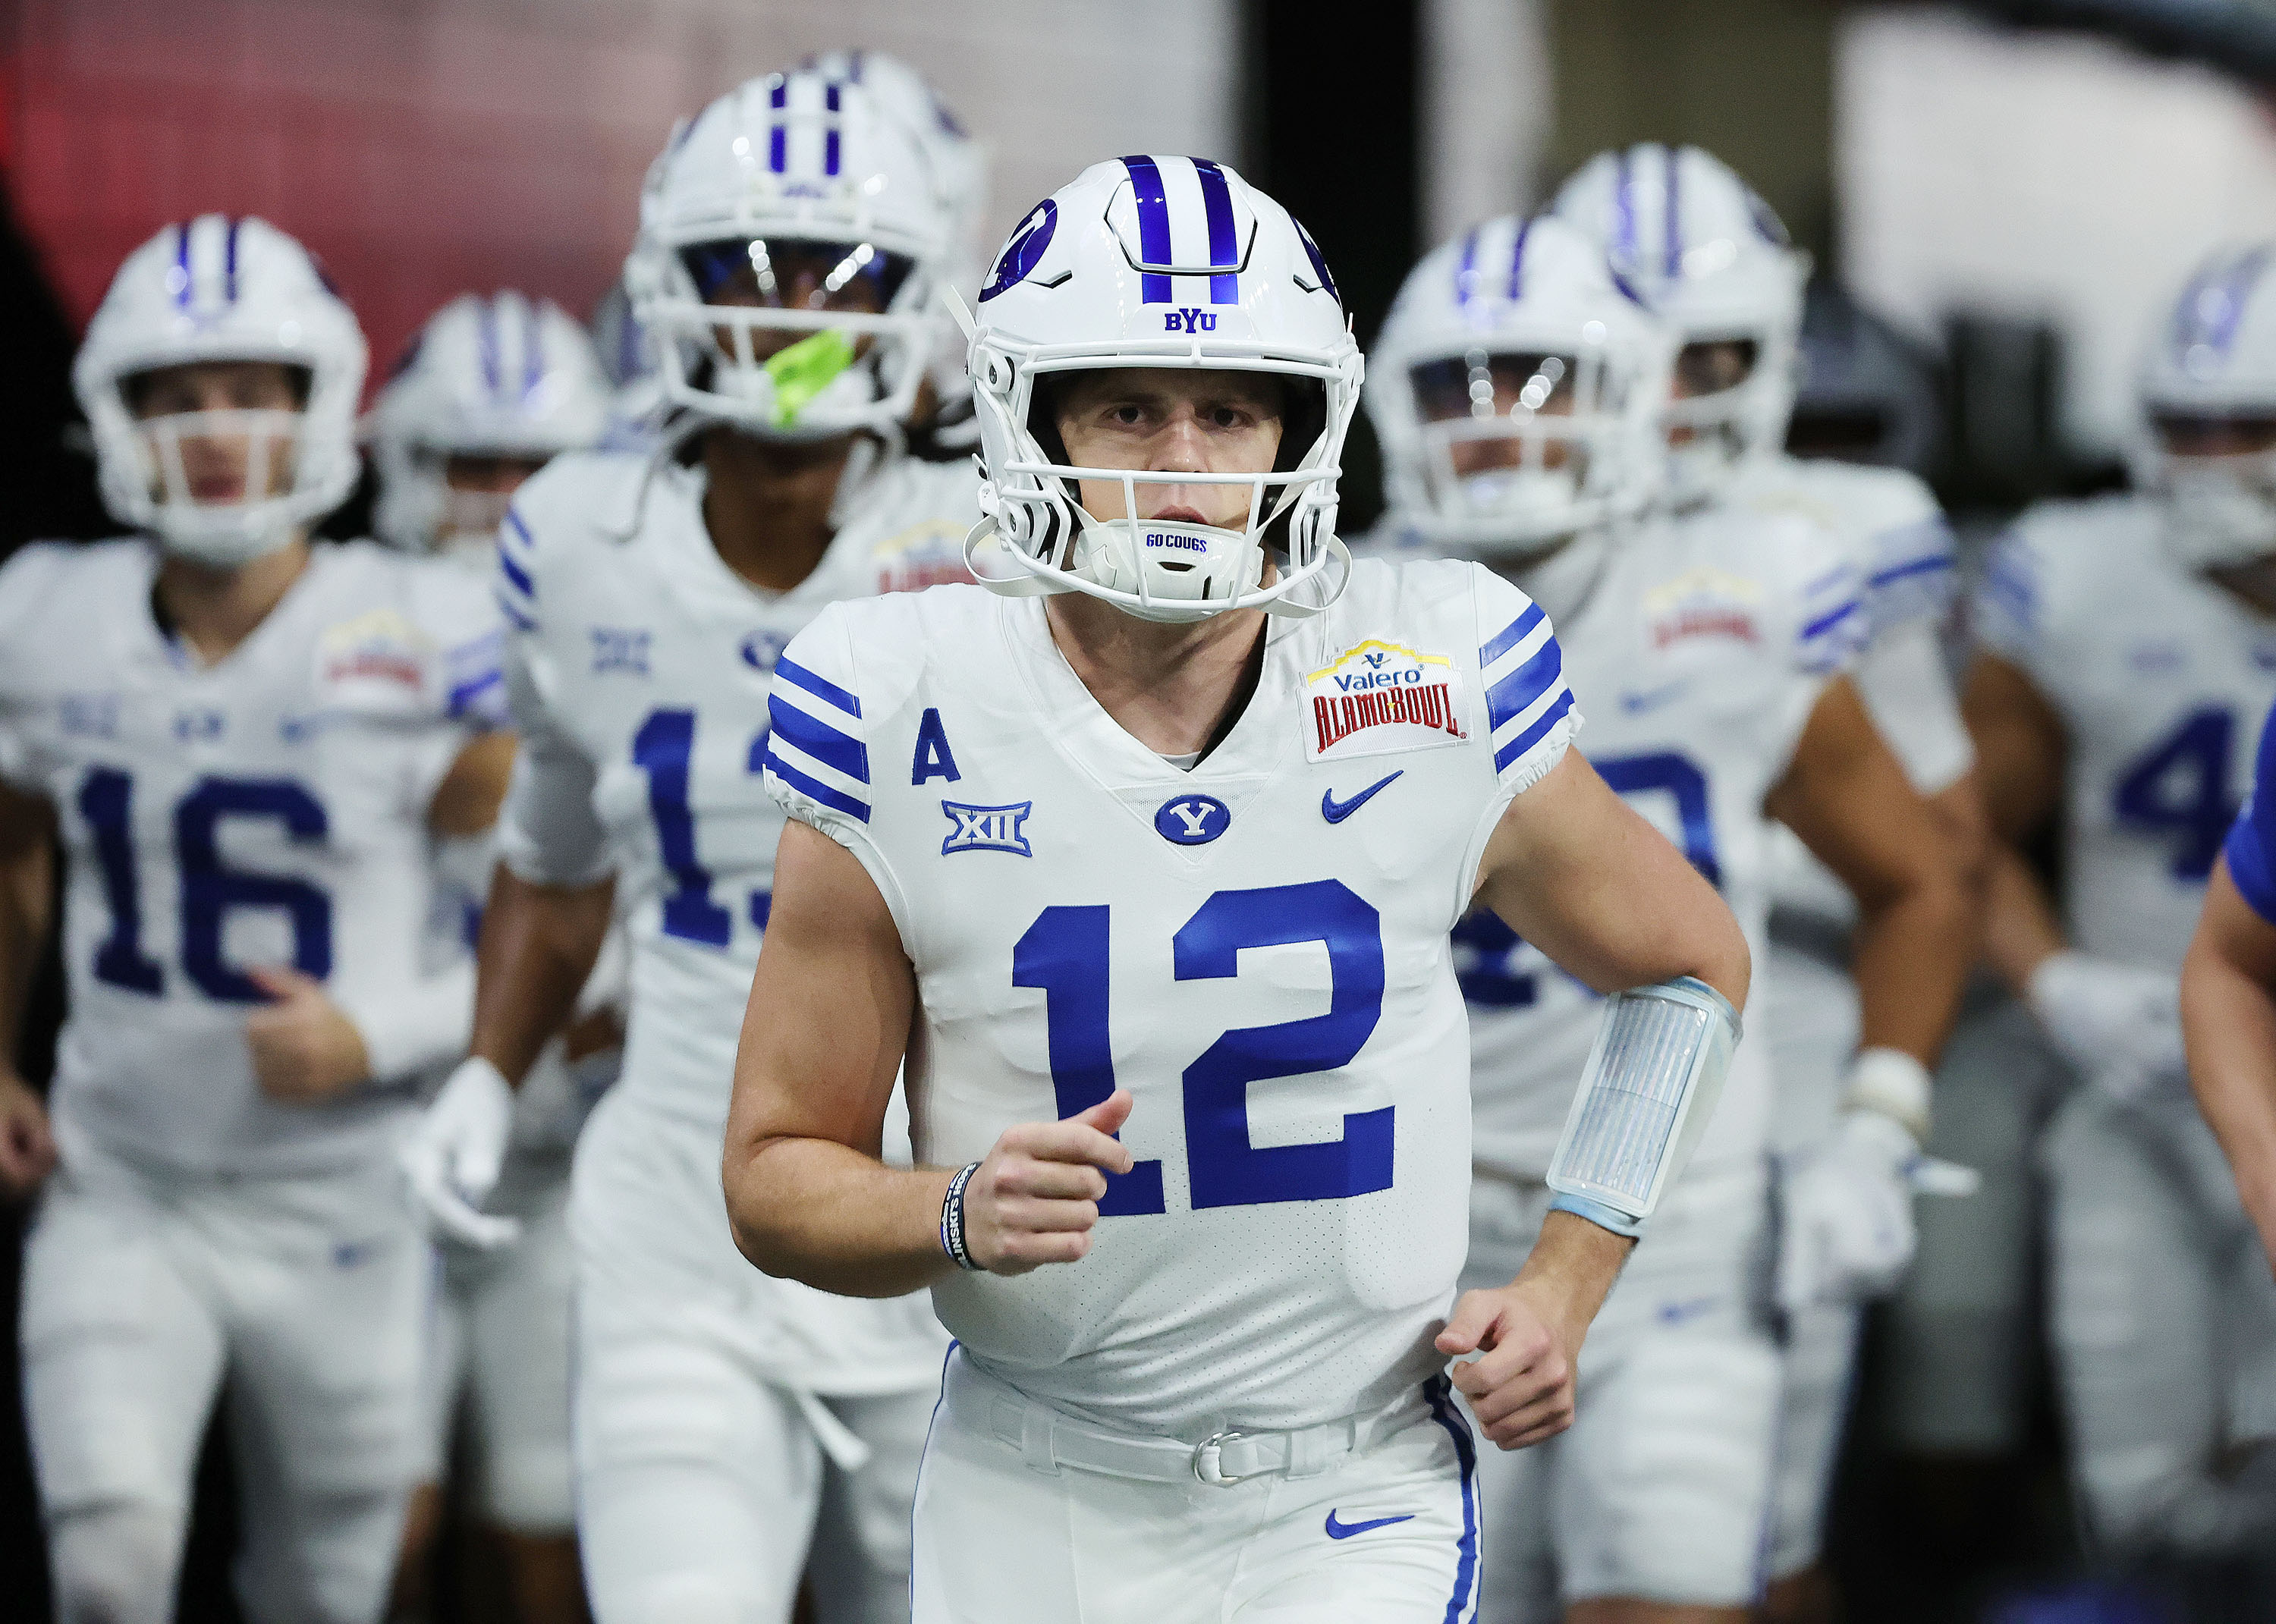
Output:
[478, 298, 502, 397]
[1455, 226, 1479, 306]
[1193, 159, 1240, 306]
[1614, 149, 1636, 274]
[521, 297, 544, 401]
[769, 77, 787, 173]
[1663, 146, 1682, 278]
[823, 80, 841, 177]
[1121, 155, 1174, 304]
[222, 217, 240, 304]
[173, 223, 193, 309]
[1507, 217, 1533, 302]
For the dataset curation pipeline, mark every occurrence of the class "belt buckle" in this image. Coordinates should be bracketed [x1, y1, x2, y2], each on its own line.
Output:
[1192, 1428, 1255, 1487]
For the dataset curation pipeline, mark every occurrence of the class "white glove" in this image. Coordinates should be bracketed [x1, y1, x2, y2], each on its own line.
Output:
[2027, 950, 2184, 1089]
[400, 1057, 520, 1249]
[1776, 1109, 1921, 1314]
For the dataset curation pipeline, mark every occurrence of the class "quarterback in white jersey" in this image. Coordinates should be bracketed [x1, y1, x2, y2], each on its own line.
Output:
[1967, 243, 2276, 1558]
[1367, 209, 1973, 1622]
[1551, 145, 1988, 1620]
[726, 156, 1750, 1624]
[369, 289, 615, 1624]
[397, 71, 978, 1624]
[0, 218, 513, 1624]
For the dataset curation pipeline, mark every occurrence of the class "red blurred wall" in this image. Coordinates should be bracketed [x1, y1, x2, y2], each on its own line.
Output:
[5, 0, 721, 382]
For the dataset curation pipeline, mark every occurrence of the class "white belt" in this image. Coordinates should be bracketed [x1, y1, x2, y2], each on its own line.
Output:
[950, 1353, 1373, 1488]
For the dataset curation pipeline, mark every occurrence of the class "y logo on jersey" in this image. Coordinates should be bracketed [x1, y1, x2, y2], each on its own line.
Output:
[1155, 794, 1231, 846]
[941, 800, 1033, 858]
[1304, 639, 1467, 763]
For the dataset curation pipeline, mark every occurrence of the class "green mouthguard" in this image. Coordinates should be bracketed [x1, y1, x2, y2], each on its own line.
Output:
[764, 329, 858, 428]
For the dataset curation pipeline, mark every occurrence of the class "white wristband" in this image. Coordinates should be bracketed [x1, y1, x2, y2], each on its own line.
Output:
[1842, 1046, 1932, 1142]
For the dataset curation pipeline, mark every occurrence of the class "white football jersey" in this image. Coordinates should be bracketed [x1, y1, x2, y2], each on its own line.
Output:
[1737, 456, 1973, 932]
[0, 539, 501, 1177]
[765, 559, 1580, 1437]
[494, 450, 979, 1128]
[1459, 504, 1863, 1183]
[1976, 494, 2276, 969]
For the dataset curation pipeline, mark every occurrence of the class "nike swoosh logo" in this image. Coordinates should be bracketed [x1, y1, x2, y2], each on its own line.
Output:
[1325, 1509, 1416, 1540]
[1620, 680, 1689, 715]
[1322, 770, 1404, 825]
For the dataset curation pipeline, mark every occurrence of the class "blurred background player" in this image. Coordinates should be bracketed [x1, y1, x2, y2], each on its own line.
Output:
[726, 152, 1751, 1624]
[369, 289, 619, 1624]
[1369, 209, 1975, 1622]
[1965, 242, 2276, 1560]
[0, 216, 512, 1624]
[396, 68, 979, 1624]
[1549, 143, 1990, 1624]
[2185, 692, 2276, 1273]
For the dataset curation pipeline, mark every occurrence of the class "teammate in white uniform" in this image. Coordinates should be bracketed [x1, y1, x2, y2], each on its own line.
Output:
[1367, 210, 1974, 1622]
[0, 216, 513, 1624]
[369, 290, 616, 1624]
[1968, 245, 2276, 1556]
[724, 155, 1753, 1624]
[1550, 146, 1988, 1624]
[396, 71, 977, 1624]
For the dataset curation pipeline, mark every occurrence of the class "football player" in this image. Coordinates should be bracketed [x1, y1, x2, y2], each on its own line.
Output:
[1369, 211, 1975, 1622]
[1551, 146, 1988, 1624]
[396, 71, 978, 1624]
[725, 155, 1751, 1624]
[369, 290, 616, 1624]
[2186, 696, 2276, 1274]
[0, 216, 511, 1624]
[1968, 243, 2276, 1557]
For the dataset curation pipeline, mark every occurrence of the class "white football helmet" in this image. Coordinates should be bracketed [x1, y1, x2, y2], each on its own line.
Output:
[1552, 144, 1809, 504]
[1369, 213, 1671, 557]
[2137, 243, 2276, 571]
[964, 155, 1362, 623]
[74, 215, 366, 567]
[625, 69, 951, 442]
[589, 278, 667, 445]
[370, 291, 610, 558]
[800, 48, 989, 441]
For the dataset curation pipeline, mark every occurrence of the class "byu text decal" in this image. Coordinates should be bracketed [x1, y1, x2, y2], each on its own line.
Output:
[1303, 639, 1467, 763]
[1164, 307, 1218, 334]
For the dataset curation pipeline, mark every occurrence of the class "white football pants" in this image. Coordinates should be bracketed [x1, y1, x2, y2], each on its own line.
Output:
[413, 1153, 577, 1533]
[910, 1348, 1482, 1623]
[2042, 1080, 2276, 1556]
[569, 1087, 945, 1624]
[20, 1142, 426, 1624]
[1460, 1162, 1780, 1618]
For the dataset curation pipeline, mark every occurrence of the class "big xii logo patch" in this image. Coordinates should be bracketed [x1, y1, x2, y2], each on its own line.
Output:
[1304, 639, 1468, 763]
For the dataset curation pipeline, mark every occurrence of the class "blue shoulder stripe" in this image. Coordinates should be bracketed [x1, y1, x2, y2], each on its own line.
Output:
[1479, 602, 1545, 669]
[763, 746, 872, 824]
[1494, 688, 1573, 774]
[1801, 598, 1862, 642]
[1487, 636, 1563, 732]
[768, 693, 869, 784]
[776, 655, 862, 718]
[1869, 554, 1953, 590]
[492, 584, 536, 633]
[496, 539, 535, 601]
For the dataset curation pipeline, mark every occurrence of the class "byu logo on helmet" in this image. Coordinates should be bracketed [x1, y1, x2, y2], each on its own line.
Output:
[1165, 308, 1219, 334]
[1154, 795, 1231, 846]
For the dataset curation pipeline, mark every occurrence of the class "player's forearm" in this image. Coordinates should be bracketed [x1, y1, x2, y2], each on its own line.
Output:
[1507, 1208, 1632, 1336]
[725, 1135, 955, 1297]
[470, 866, 615, 1086]
[1850, 851, 1977, 1065]
[1982, 842, 2069, 997]
[0, 809, 53, 1072]
[2182, 931, 2276, 1249]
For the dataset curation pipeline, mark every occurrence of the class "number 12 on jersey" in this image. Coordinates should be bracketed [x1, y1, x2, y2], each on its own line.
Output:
[1013, 880, 1388, 1214]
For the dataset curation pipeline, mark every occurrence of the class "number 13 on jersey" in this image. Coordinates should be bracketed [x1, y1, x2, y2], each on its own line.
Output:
[1013, 879, 1389, 1214]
